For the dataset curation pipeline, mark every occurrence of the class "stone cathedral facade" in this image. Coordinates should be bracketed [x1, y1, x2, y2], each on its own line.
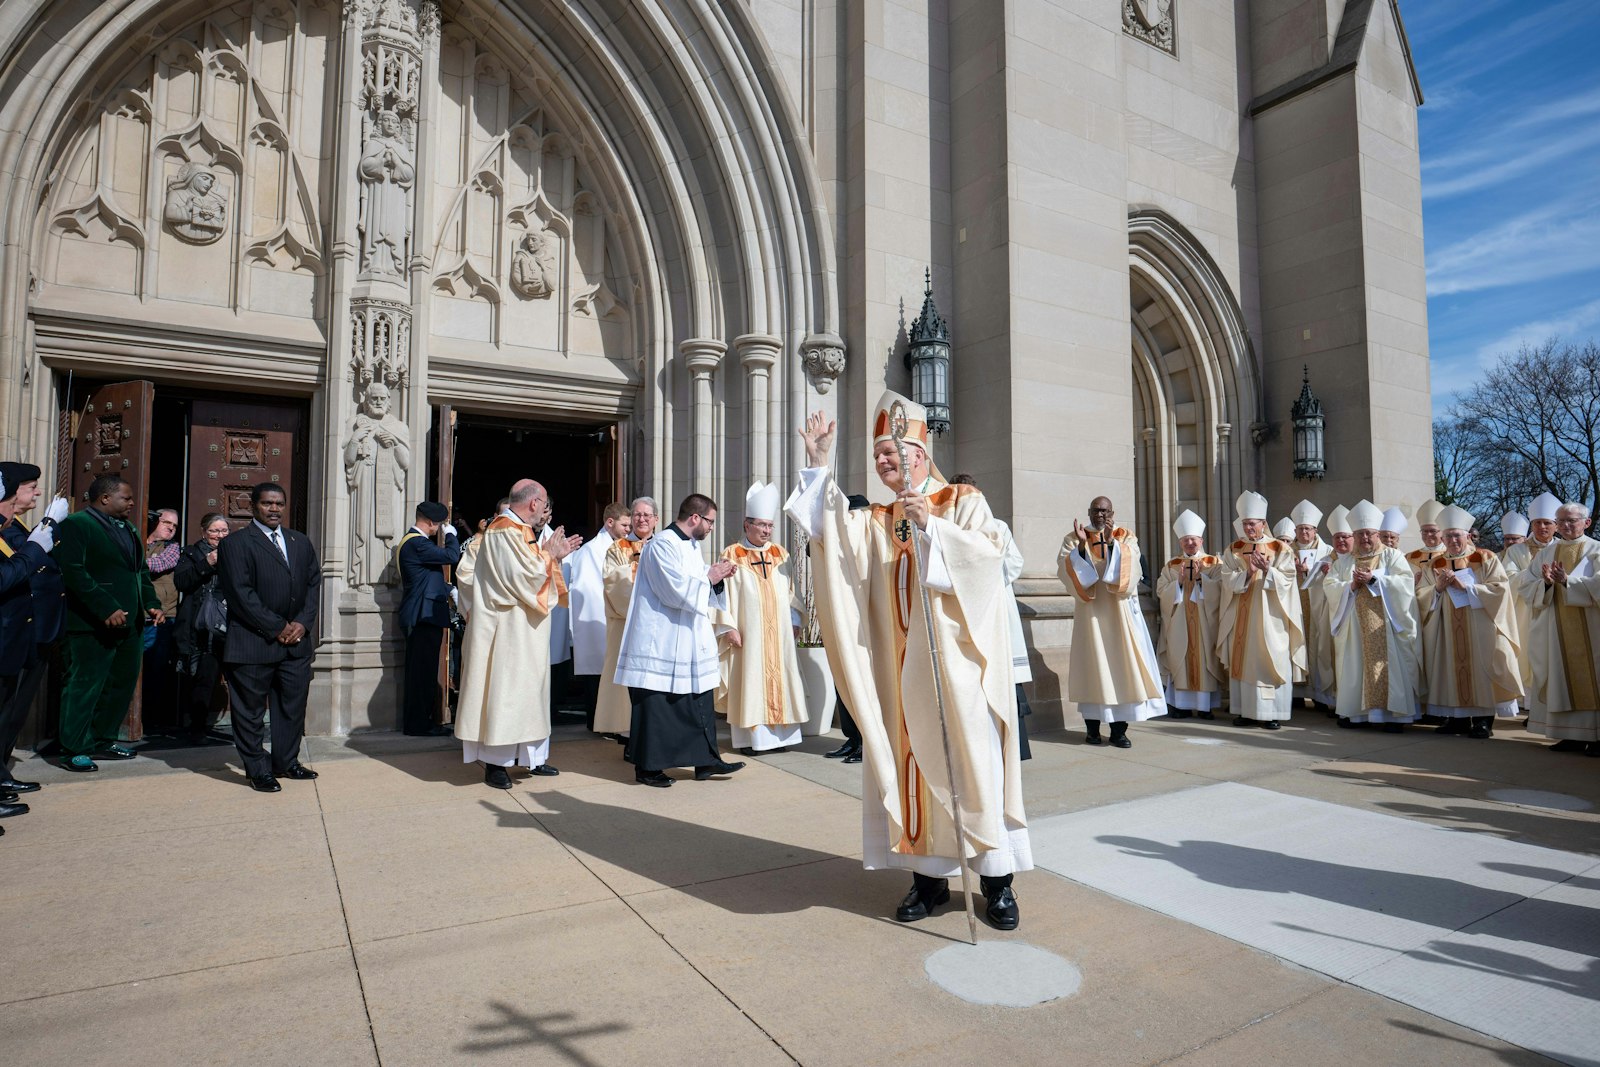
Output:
[0, 0, 1432, 731]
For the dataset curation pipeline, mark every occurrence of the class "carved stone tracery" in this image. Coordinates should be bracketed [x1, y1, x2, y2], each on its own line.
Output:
[801, 332, 846, 394]
[1124, 0, 1176, 56]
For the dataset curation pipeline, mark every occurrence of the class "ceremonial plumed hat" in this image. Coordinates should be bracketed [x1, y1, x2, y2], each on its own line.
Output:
[1528, 492, 1562, 522]
[1501, 511, 1530, 538]
[1290, 500, 1323, 528]
[1438, 504, 1475, 532]
[1235, 491, 1268, 521]
[1380, 506, 1408, 534]
[1172, 509, 1206, 539]
[1327, 505, 1352, 536]
[1417, 500, 1444, 527]
[0, 461, 40, 503]
[871, 389, 943, 480]
[1350, 500, 1385, 532]
[1273, 518, 1295, 541]
[745, 481, 781, 523]
[416, 500, 448, 523]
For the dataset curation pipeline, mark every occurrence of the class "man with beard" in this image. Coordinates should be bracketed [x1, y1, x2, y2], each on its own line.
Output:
[593, 497, 656, 741]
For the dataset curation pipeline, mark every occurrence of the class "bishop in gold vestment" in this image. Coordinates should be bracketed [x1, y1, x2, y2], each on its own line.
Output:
[787, 393, 1027, 931]
[1154, 509, 1222, 718]
[1327, 501, 1421, 728]
[1513, 502, 1600, 753]
[1214, 492, 1305, 727]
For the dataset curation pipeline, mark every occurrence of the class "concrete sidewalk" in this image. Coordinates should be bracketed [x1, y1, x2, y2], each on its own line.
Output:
[1, 713, 1593, 1066]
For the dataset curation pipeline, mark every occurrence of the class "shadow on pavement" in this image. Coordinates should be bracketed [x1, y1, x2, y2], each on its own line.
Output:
[459, 1000, 627, 1064]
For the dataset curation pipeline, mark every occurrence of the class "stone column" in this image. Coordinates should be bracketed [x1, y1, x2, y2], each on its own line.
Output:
[735, 333, 780, 485]
[680, 337, 726, 495]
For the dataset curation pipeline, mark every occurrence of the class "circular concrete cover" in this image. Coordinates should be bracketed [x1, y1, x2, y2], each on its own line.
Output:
[1485, 788, 1593, 812]
[924, 941, 1083, 1007]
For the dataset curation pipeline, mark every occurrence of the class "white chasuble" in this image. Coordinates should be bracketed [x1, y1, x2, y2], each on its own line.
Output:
[1327, 546, 1422, 722]
[1294, 538, 1335, 704]
[1154, 552, 1223, 710]
[1504, 538, 1553, 698]
[787, 468, 1030, 879]
[566, 529, 615, 675]
[594, 537, 647, 734]
[1214, 538, 1306, 721]
[455, 513, 567, 748]
[1057, 527, 1164, 722]
[1513, 536, 1600, 742]
[1417, 549, 1522, 718]
[713, 541, 808, 751]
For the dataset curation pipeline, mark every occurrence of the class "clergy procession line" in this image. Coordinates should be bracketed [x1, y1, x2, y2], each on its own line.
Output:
[422, 393, 1600, 938]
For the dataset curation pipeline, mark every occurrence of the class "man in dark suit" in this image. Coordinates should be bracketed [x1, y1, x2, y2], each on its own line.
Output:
[397, 501, 460, 736]
[0, 462, 64, 824]
[217, 483, 321, 793]
[55, 475, 163, 773]
[0, 462, 69, 795]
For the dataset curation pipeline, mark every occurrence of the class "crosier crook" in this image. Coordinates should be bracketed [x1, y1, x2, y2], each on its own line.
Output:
[889, 400, 979, 946]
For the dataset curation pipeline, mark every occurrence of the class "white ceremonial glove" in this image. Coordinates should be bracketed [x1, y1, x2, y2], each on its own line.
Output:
[45, 496, 70, 523]
[449, 587, 459, 606]
[441, 523, 457, 538]
[26, 521, 55, 553]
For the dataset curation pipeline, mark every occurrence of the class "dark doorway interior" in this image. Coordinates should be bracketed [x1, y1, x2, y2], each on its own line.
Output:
[441, 415, 618, 540]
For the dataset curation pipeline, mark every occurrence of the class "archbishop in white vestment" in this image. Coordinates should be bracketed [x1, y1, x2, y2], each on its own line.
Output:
[1512, 503, 1600, 752]
[1327, 501, 1422, 727]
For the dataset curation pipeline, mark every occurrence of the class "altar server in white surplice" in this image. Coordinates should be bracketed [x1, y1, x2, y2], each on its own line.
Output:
[1513, 502, 1600, 756]
[593, 498, 657, 739]
[455, 479, 582, 789]
[1327, 500, 1422, 731]
[714, 481, 809, 755]
[1154, 509, 1223, 720]
[568, 501, 628, 729]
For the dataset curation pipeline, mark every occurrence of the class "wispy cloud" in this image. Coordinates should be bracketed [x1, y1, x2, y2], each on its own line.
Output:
[1419, 0, 1587, 94]
[1425, 196, 1600, 296]
[1421, 86, 1600, 200]
[1471, 297, 1600, 365]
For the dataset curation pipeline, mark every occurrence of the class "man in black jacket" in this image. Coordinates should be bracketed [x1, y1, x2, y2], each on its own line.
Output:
[396, 501, 460, 735]
[0, 462, 65, 821]
[217, 483, 321, 793]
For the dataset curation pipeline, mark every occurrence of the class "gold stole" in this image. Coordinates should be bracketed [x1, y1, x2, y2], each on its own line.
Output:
[731, 544, 787, 725]
[1230, 542, 1274, 681]
[1555, 542, 1599, 711]
[1353, 554, 1390, 709]
[1175, 557, 1204, 690]
[1444, 555, 1475, 706]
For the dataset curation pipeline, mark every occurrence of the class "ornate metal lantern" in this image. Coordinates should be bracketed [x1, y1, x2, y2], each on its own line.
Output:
[903, 268, 951, 435]
[1291, 366, 1326, 480]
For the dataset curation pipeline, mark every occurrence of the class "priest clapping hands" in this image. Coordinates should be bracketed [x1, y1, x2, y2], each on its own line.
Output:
[543, 525, 583, 559]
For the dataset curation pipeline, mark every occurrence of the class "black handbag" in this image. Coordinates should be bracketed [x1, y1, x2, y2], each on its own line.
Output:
[194, 587, 229, 637]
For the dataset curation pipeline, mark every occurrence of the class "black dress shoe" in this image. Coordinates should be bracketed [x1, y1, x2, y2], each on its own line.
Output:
[1262, 721, 1282, 730]
[601, 733, 625, 743]
[984, 885, 1020, 930]
[0, 778, 39, 794]
[1552, 739, 1585, 753]
[1109, 724, 1131, 749]
[1232, 715, 1255, 727]
[483, 765, 513, 790]
[0, 800, 29, 817]
[738, 747, 758, 757]
[842, 750, 863, 764]
[277, 764, 319, 780]
[694, 760, 746, 781]
[895, 880, 950, 922]
[250, 775, 282, 793]
[635, 771, 673, 787]
[529, 764, 559, 776]
[1197, 710, 1215, 720]
[1586, 742, 1600, 758]
[1382, 723, 1404, 733]
[1083, 725, 1103, 746]
[824, 741, 856, 759]
[0, 790, 16, 803]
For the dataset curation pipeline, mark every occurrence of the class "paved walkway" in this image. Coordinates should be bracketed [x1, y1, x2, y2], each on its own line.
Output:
[1, 712, 1595, 1066]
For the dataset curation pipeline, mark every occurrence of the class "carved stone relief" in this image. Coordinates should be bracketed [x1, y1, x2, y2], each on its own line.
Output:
[345, 300, 414, 587]
[1124, 0, 1175, 55]
[356, 109, 416, 276]
[510, 225, 557, 299]
[163, 162, 228, 244]
[801, 333, 846, 394]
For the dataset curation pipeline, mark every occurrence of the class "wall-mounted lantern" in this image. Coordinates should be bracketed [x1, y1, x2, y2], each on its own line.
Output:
[1291, 365, 1326, 480]
[903, 268, 951, 436]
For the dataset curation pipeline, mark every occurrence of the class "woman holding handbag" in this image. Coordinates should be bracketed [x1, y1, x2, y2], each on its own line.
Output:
[173, 513, 231, 742]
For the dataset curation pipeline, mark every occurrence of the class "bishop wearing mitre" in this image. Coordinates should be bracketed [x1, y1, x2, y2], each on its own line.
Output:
[1407, 500, 1447, 580]
[1505, 493, 1560, 704]
[1418, 505, 1522, 739]
[1154, 509, 1222, 720]
[1379, 506, 1408, 550]
[1498, 511, 1530, 575]
[1327, 500, 1422, 731]
[1214, 491, 1304, 729]
[454, 479, 582, 788]
[787, 394, 1028, 932]
[714, 481, 809, 754]
[1289, 501, 1334, 710]
[1513, 501, 1600, 756]
[593, 497, 658, 740]
[1058, 496, 1164, 748]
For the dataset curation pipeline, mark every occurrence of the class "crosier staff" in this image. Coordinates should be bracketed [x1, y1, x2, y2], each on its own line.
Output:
[890, 400, 979, 947]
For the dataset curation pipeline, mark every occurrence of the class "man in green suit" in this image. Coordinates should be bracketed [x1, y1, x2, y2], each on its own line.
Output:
[55, 475, 164, 772]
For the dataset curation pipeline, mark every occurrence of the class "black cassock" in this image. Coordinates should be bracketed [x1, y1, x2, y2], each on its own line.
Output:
[625, 687, 721, 771]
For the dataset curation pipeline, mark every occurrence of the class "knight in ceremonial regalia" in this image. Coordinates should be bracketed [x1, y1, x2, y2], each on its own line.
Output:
[1214, 492, 1304, 729]
[1513, 502, 1600, 756]
[714, 481, 809, 754]
[1154, 509, 1222, 720]
[1327, 501, 1422, 731]
[1418, 506, 1522, 739]
[1289, 500, 1333, 711]
[1058, 496, 1164, 747]
[787, 393, 1028, 931]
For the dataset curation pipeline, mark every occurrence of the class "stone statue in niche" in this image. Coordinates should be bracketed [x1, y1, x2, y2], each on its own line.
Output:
[163, 162, 228, 245]
[510, 226, 558, 300]
[357, 110, 416, 276]
[342, 381, 412, 586]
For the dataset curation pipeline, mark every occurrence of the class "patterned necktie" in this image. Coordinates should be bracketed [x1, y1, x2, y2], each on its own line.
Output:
[271, 529, 288, 562]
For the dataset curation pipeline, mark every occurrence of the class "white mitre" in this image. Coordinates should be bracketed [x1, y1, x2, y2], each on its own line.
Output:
[1273, 517, 1295, 541]
[745, 480, 781, 523]
[1327, 505, 1352, 536]
[1416, 499, 1444, 527]
[1501, 511, 1529, 538]
[1438, 504, 1475, 532]
[1290, 500, 1323, 528]
[1235, 490, 1268, 521]
[1350, 500, 1385, 532]
[1528, 492, 1562, 522]
[1173, 509, 1206, 540]
[1380, 506, 1408, 534]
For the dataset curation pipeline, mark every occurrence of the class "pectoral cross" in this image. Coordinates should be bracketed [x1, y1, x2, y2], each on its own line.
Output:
[1185, 560, 1199, 582]
[751, 555, 773, 578]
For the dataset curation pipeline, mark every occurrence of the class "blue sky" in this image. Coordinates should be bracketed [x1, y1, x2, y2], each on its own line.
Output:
[1401, 0, 1600, 413]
